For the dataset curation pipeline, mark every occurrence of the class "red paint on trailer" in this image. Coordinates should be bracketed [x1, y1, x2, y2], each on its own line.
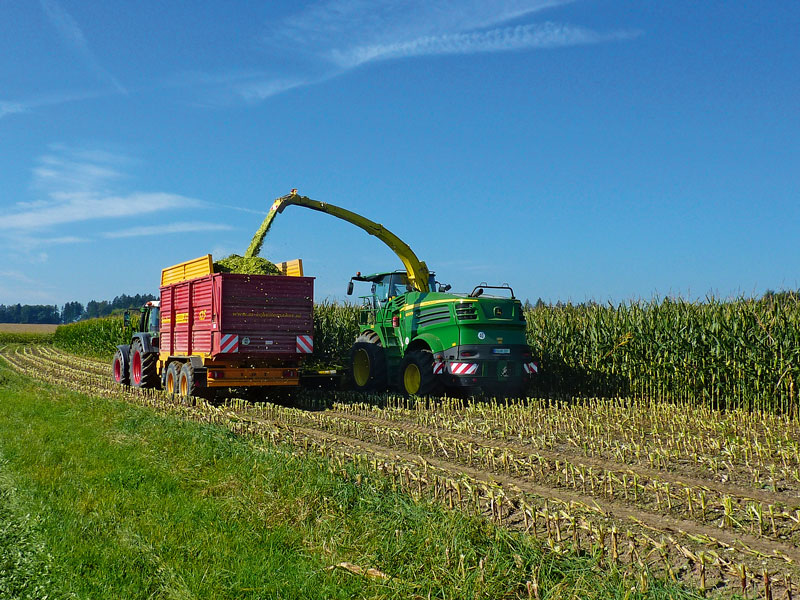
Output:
[160, 273, 314, 359]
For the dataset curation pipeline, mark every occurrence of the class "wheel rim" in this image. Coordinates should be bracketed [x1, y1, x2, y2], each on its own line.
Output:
[353, 349, 371, 387]
[132, 352, 141, 384]
[113, 356, 121, 382]
[404, 363, 421, 395]
[166, 370, 175, 394]
[180, 374, 188, 396]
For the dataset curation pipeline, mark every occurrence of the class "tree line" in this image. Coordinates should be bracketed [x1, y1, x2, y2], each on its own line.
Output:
[0, 293, 157, 324]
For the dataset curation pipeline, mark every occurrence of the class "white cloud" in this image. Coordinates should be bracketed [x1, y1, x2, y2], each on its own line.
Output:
[0, 147, 203, 233]
[39, 0, 126, 93]
[240, 0, 640, 101]
[331, 21, 641, 68]
[280, 0, 572, 45]
[235, 78, 316, 102]
[0, 193, 199, 231]
[103, 222, 233, 239]
[0, 270, 40, 285]
[0, 101, 26, 119]
[0, 90, 114, 122]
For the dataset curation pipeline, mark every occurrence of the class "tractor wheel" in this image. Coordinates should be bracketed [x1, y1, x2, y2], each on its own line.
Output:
[399, 350, 441, 396]
[130, 339, 158, 388]
[349, 333, 387, 392]
[111, 350, 129, 385]
[165, 361, 181, 396]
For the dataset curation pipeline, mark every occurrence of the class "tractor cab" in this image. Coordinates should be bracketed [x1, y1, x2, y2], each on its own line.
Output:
[125, 301, 160, 338]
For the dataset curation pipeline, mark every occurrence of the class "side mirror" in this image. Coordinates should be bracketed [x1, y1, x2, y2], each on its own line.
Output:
[346, 280, 354, 295]
[123, 311, 130, 327]
[439, 283, 452, 292]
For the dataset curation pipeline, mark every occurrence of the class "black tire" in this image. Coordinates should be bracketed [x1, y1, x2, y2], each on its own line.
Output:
[112, 350, 129, 385]
[178, 362, 212, 403]
[130, 338, 158, 388]
[165, 361, 181, 396]
[399, 350, 442, 396]
[349, 332, 387, 392]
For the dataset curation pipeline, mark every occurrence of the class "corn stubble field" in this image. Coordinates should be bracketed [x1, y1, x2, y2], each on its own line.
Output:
[2, 295, 800, 598]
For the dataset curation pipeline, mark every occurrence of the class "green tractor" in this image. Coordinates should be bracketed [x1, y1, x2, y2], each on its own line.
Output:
[260, 191, 538, 396]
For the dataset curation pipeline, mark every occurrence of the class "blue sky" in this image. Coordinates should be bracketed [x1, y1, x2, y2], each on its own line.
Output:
[1, 1, 798, 307]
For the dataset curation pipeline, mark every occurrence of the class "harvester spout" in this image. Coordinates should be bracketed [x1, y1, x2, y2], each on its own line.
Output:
[246, 190, 433, 292]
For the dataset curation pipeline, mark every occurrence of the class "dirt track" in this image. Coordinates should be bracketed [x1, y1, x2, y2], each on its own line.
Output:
[3, 344, 799, 598]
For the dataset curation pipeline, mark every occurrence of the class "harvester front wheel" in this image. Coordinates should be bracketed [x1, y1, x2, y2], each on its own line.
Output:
[112, 350, 129, 385]
[130, 339, 158, 388]
[350, 334, 387, 392]
[400, 350, 441, 396]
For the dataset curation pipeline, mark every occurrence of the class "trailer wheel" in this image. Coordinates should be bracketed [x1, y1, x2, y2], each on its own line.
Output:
[112, 350, 129, 385]
[178, 363, 213, 403]
[165, 362, 181, 396]
[178, 362, 197, 402]
[350, 333, 387, 391]
[400, 350, 441, 396]
[130, 339, 158, 388]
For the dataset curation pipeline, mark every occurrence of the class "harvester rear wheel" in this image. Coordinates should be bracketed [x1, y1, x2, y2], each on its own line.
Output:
[112, 350, 129, 385]
[400, 350, 441, 396]
[130, 339, 158, 388]
[350, 333, 387, 392]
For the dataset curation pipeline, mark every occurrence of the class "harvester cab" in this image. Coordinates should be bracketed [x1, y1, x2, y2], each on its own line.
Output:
[348, 271, 438, 309]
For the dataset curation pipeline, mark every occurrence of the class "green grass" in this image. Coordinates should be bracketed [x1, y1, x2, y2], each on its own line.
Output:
[0, 360, 703, 599]
[0, 463, 54, 599]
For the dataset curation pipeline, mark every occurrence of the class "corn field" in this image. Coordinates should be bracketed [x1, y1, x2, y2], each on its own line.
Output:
[525, 295, 800, 413]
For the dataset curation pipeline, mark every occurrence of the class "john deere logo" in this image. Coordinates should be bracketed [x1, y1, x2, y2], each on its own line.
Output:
[242, 337, 250, 346]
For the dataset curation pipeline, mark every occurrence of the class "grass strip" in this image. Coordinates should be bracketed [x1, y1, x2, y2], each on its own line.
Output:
[0, 362, 703, 599]
[0, 457, 55, 600]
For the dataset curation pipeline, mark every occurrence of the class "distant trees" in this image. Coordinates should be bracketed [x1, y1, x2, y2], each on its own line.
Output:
[0, 293, 157, 324]
[0, 304, 61, 324]
[61, 301, 84, 323]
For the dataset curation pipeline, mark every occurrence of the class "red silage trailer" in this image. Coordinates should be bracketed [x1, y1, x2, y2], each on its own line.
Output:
[113, 255, 315, 396]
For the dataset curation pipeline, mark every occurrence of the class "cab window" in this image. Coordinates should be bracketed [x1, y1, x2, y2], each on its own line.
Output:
[147, 308, 160, 333]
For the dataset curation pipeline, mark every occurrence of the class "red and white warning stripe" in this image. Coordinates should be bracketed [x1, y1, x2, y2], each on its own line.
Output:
[523, 362, 539, 375]
[449, 362, 479, 376]
[433, 361, 445, 375]
[296, 335, 313, 354]
[220, 333, 239, 353]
